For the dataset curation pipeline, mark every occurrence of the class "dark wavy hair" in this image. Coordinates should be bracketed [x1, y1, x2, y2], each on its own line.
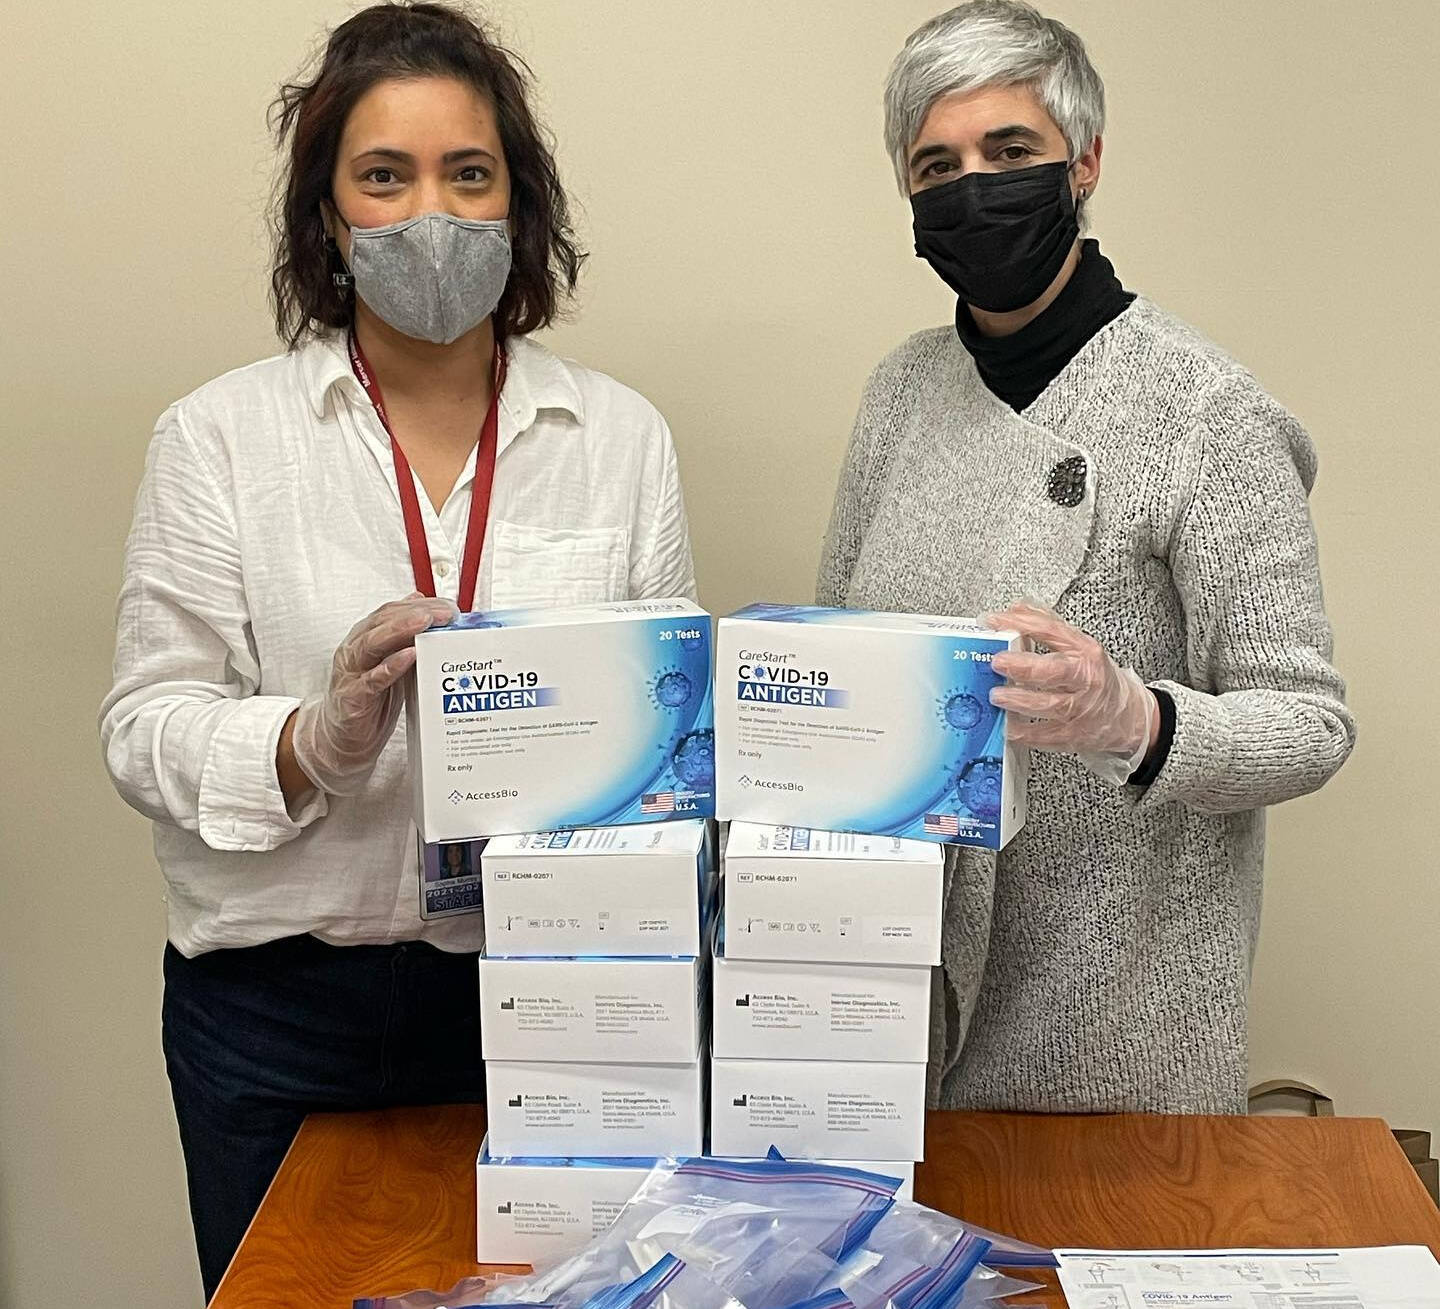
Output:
[268, 2, 585, 348]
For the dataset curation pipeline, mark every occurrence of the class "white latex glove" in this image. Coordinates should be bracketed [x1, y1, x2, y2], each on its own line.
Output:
[292, 593, 458, 796]
[984, 600, 1158, 786]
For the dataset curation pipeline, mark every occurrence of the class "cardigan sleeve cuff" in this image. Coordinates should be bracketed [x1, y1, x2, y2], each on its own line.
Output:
[1130, 680, 1235, 813]
[1128, 686, 1177, 788]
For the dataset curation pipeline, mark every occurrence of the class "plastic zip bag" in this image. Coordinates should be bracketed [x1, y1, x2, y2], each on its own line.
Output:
[777, 1250, 1003, 1309]
[575, 1254, 746, 1309]
[648, 1158, 903, 1258]
[778, 1293, 855, 1309]
[763, 1149, 1053, 1273]
[719, 1236, 858, 1309]
[489, 1157, 902, 1305]
[832, 1230, 990, 1309]
[854, 1199, 1053, 1275]
[353, 1275, 550, 1308]
[903, 1231, 991, 1308]
[892, 1209, 1054, 1272]
[719, 1230, 1029, 1309]
[829, 1260, 1037, 1309]
[950, 1263, 1042, 1304]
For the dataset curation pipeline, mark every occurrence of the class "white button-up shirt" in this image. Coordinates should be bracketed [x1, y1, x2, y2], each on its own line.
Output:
[101, 333, 696, 957]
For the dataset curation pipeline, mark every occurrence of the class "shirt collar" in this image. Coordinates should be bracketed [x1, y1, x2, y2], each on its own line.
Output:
[298, 332, 356, 420]
[297, 330, 586, 435]
[497, 335, 586, 444]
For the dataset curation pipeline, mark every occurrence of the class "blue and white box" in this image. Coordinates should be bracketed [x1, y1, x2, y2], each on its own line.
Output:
[715, 604, 1026, 848]
[410, 599, 715, 842]
[481, 819, 716, 958]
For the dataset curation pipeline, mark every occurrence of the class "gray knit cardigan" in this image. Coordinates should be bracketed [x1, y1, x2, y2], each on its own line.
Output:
[816, 296, 1355, 1114]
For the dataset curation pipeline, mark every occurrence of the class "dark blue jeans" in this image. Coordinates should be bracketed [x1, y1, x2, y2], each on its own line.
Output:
[161, 934, 485, 1302]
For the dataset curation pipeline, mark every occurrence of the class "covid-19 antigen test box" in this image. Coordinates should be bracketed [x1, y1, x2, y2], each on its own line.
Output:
[722, 823, 943, 966]
[478, 955, 706, 1063]
[712, 925, 932, 1062]
[482, 820, 715, 958]
[485, 1059, 705, 1157]
[410, 600, 714, 842]
[710, 1057, 927, 1161]
[715, 604, 1025, 848]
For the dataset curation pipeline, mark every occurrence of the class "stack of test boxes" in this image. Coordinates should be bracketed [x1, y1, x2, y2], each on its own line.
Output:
[708, 603, 1027, 1171]
[475, 820, 716, 1265]
[407, 599, 717, 1266]
[709, 824, 939, 1170]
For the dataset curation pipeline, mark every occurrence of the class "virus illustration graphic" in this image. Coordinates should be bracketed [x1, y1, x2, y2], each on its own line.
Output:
[955, 756, 1004, 820]
[652, 669, 694, 709]
[937, 690, 985, 733]
[672, 729, 715, 789]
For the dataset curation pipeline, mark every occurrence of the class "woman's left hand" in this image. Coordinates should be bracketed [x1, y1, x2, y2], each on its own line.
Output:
[984, 600, 1158, 784]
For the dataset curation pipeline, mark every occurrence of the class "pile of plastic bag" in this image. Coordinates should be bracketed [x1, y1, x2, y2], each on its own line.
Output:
[355, 1152, 1055, 1309]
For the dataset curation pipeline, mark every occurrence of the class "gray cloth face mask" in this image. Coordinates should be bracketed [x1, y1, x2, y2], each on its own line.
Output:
[338, 212, 512, 345]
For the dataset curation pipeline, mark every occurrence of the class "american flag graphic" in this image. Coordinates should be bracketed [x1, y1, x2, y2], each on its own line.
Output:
[641, 791, 676, 814]
[924, 812, 960, 836]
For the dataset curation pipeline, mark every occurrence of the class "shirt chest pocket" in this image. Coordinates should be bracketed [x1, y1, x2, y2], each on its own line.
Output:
[488, 521, 631, 610]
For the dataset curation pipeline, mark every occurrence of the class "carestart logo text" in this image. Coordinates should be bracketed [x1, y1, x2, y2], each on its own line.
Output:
[735, 650, 850, 708]
[440, 659, 559, 714]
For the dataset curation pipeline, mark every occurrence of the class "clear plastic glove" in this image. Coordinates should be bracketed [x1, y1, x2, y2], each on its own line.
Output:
[983, 600, 1158, 786]
[292, 593, 458, 796]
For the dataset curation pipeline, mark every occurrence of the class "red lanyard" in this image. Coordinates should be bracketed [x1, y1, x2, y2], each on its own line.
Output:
[347, 333, 506, 612]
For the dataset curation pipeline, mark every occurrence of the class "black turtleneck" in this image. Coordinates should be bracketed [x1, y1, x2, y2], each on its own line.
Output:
[955, 239, 1134, 413]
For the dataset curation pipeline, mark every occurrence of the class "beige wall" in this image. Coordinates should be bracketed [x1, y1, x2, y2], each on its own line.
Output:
[3, 1, 1436, 1303]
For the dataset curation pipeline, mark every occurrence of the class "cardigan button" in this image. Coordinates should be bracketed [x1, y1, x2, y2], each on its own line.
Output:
[1047, 456, 1087, 507]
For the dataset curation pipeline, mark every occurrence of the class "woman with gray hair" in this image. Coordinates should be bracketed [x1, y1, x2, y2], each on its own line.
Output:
[818, 0, 1354, 1114]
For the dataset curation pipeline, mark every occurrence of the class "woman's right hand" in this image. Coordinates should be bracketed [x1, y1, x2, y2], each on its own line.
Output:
[289, 593, 458, 797]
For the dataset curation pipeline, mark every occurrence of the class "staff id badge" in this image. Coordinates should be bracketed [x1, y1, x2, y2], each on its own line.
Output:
[418, 835, 487, 920]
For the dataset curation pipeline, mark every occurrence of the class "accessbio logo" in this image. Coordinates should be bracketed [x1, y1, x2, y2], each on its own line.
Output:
[739, 775, 804, 792]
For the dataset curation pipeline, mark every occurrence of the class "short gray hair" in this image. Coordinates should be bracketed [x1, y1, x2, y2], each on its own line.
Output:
[884, 1, 1106, 192]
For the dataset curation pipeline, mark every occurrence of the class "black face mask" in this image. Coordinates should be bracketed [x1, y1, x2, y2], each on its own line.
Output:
[910, 160, 1079, 313]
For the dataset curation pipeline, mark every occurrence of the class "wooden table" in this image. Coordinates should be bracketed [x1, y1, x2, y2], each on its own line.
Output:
[212, 1108, 1440, 1307]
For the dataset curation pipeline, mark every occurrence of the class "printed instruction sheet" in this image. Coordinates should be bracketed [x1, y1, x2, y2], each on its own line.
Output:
[1055, 1246, 1440, 1308]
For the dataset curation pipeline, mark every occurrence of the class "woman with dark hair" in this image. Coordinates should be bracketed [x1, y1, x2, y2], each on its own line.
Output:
[99, 4, 694, 1294]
